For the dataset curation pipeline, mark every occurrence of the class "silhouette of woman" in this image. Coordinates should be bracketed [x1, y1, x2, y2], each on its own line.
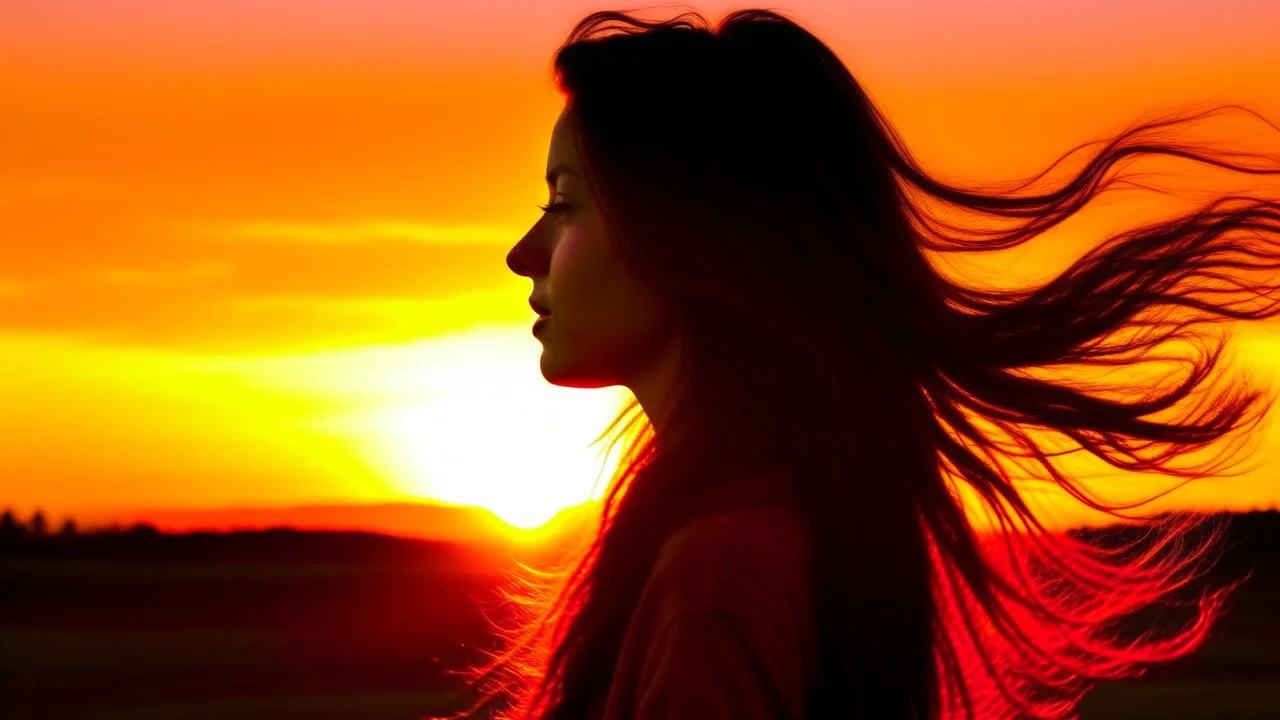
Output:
[440, 7, 1280, 719]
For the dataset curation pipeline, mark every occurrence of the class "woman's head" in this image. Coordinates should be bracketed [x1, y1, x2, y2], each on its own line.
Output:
[508, 7, 945, 470]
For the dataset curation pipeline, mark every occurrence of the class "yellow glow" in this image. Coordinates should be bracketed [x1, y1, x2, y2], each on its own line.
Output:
[187, 325, 630, 530]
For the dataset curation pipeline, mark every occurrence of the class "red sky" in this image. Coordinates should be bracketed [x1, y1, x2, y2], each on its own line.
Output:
[2, 0, 1278, 534]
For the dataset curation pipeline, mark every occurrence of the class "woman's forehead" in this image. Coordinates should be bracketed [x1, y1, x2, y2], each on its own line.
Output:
[547, 113, 582, 185]
[549, 111, 578, 158]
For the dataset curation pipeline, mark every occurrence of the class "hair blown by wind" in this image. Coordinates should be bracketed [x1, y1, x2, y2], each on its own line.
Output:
[431, 7, 1280, 720]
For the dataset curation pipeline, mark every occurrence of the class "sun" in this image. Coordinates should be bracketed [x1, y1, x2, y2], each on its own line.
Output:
[337, 327, 631, 531]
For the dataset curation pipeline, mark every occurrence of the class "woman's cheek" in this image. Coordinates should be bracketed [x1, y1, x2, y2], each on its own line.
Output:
[548, 226, 582, 279]
[550, 224, 611, 317]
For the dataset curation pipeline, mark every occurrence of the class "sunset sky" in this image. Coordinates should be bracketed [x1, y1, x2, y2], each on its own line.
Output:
[3, 0, 1279, 534]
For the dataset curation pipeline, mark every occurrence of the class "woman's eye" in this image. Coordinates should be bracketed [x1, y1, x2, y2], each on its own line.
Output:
[537, 202, 572, 214]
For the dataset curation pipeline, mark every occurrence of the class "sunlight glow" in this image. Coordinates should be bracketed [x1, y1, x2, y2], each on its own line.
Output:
[194, 325, 631, 530]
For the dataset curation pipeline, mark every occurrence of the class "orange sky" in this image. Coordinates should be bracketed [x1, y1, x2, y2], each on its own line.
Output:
[2, 0, 1279, 533]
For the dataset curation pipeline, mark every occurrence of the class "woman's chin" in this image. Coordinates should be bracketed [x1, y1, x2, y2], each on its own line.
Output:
[539, 361, 616, 390]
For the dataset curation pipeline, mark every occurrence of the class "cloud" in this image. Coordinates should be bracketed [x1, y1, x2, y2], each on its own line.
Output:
[0, 216, 531, 353]
[200, 219, 522, 245]
[0, 282, 524, 354]
[94, 261, 236, 286]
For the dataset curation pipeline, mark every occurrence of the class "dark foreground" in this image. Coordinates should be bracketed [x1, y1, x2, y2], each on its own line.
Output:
[1, 511, 1277, 719]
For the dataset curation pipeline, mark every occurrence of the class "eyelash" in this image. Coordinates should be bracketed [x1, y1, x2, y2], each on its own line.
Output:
[537, 201, 572, 214]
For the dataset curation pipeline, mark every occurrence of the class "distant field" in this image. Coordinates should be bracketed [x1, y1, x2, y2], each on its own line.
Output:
[0, 530, 503, 719]
[2, 514, 1277, 719]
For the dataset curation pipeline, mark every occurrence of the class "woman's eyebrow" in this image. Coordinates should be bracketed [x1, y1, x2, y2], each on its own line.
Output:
[545, 164, 579, 186]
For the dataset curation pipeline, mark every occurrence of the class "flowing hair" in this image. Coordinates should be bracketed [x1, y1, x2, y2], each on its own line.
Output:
[433, 6, 1280, 719]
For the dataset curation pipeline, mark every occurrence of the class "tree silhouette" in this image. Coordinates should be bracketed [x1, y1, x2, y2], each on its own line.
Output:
[129, 522, 159, 536]
[59, 517, 78, 537]
[29, 509, 48, 537]
[0, 508, 25, 544]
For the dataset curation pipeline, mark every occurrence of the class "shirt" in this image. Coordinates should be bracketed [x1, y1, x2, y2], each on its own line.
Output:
[590, 470, 816, 720]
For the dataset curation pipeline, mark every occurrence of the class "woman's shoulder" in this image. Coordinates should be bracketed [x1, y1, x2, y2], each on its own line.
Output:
[661, 502, 809, 573]
[643, 473, 812, 620]
[599, 475, 817, 720]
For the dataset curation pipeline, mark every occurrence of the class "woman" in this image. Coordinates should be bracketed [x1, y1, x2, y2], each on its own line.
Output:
[443, 7, 1280, 719]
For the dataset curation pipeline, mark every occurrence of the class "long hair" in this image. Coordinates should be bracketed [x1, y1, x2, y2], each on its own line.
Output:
[436, 7, 1280, 719]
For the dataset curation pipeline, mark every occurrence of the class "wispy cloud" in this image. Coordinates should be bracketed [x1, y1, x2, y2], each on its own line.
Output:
[196, 219, 522, 245]
[0, 214, 528, 352]
[94, 261, 236, 286]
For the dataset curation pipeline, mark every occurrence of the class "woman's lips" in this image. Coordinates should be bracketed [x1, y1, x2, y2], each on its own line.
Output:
[533, 315, 550, 334]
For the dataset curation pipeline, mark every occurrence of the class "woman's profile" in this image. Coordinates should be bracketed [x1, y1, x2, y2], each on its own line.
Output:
[438, 6, 1280, 719]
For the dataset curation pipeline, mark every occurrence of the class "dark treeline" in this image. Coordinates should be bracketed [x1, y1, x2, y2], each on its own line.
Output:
[0, 507, 78, 540]
[3, 505, 1277, 577]
[3, 505, 1277, 586]
[0, 506, 567, 571]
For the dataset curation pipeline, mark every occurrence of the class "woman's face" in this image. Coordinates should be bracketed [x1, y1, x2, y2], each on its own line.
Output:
[506, 106, 679, 393]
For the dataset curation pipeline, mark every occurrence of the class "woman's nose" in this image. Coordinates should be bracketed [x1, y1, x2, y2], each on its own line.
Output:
[507, 231, 540, 277]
